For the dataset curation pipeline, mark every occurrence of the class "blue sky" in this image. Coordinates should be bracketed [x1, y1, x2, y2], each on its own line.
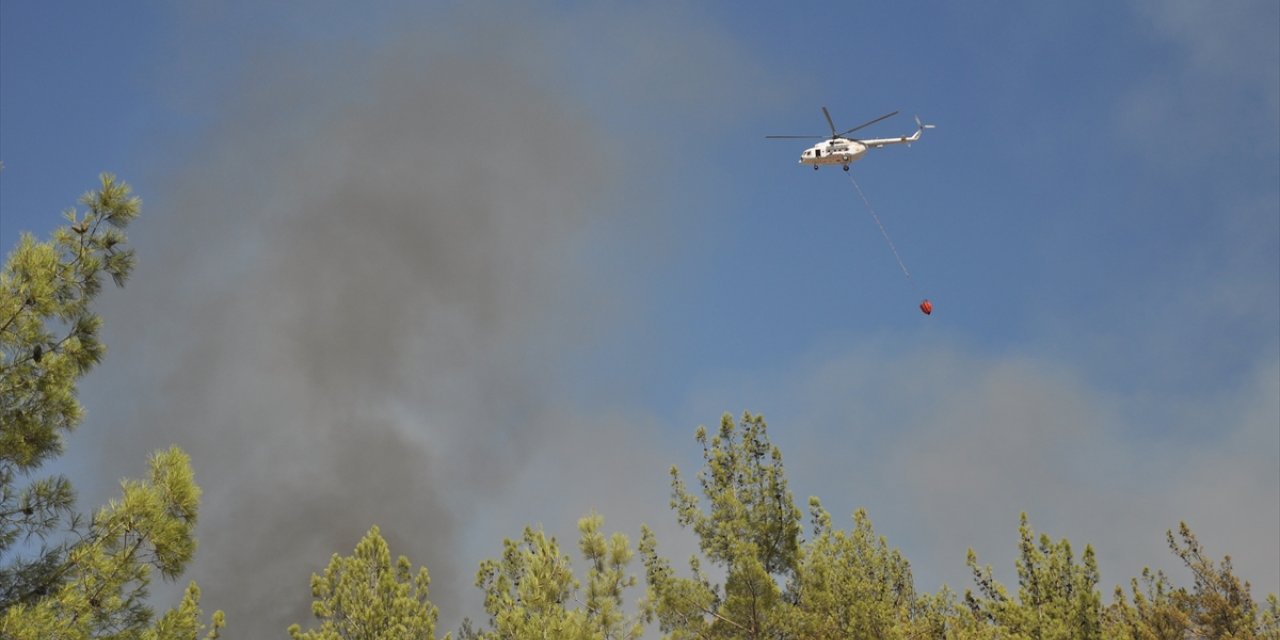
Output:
[3, 1, 1277, 635]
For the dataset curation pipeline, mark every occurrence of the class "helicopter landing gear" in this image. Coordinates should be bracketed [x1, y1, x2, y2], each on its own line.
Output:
[814, 165, 819, 171]
[842, 165, 850, 172]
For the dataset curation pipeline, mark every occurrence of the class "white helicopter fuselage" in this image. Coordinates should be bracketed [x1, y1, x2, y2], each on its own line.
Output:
[799, 128, 923, 168]
[801, 138, 868, 167]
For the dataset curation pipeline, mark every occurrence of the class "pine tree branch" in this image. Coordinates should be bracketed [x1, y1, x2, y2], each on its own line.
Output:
[0, 298, 30, 340]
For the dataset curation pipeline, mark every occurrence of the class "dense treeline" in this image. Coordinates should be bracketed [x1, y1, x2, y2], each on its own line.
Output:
[3, 179, 1277, 638]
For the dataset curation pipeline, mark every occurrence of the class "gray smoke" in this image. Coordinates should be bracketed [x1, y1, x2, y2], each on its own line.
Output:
[68, 5, 759, 635]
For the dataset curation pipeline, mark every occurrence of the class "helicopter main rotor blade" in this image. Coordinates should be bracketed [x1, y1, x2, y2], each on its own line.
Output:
[765, 108, 899, 139]
[839, 111, 899, 137]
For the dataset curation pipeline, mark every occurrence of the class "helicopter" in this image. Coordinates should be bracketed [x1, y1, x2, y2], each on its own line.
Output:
[767, 107, 934, 171]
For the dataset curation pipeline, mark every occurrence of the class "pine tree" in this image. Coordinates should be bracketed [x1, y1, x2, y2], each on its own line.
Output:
[1102, 524, 1280, 640]
[1104, 567, 1193, 640]
[467, 513, 643, 640]
[288, 526, 443, 640]
[784, 501, 916, 639]
[964, 513, 1102, 640]
[642, 412, 801, 639]
[1, 174, 222, 638]
[1, 448, 222, 639]
[577, 513, 645, 640]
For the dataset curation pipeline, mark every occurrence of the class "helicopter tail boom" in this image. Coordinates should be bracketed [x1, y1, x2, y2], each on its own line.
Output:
[859, 116, 934, 148]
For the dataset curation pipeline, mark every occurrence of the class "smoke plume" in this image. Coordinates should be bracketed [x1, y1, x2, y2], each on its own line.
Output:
[72, 5, 754, 634]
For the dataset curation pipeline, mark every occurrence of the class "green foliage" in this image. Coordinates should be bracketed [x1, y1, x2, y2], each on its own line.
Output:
[1104, 567, 1193, 640]
[644, 412, 926, 639]
[1105, 524, 1278, 640]
[1262, 595, 1280, 640]
[644, 412, 1272, 639]
[670, 412, 802, 579]
[964, 513, 1103, 640]
[578, 513, 645, 640]
[2, 175, 139, 592]
[288, 525, 443, 640]
[0, 176, 221, 639]
[143, 583, 225, 640]
[474, 524, 582, 639]
[467, 513, 643, 640]
[280, 409, 1278, 640]
[1167, 522, 1264, 639]
[784, 500, 915, 639]
[2, 174, 136, 473]
[905, 585, 994, 640]
[647, 412, 800, 639]
[637, 524, 720, 640]
[0, 448, 223, 640]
